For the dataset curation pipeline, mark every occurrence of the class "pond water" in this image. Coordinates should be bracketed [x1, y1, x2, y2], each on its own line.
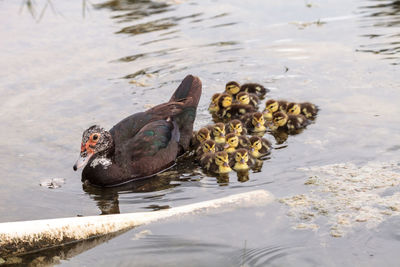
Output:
[0, 0, 399, 265]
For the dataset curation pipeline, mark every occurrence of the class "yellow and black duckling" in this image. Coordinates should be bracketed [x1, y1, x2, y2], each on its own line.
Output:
[225, 81, 241, 98]
[223, 133, 250, 154]
[287, 102, 318, 118]
[216, 93, 256, 120]
[207, 122, 226, 145]
[240, 83, 269, 99]
[200, 151, 232, 174]
[208, 93, 222, 113]
[248, 136, 271, 159]
[226, 119, 247, 136]
[242, 112, 268, 133]
[221, 103, 256, 120]
[270, 111, 309, 132]
[191, 127, 211, 148]
[236, 91, 260, 108]
[225, 81, 269, 99]
[195, 139, 216, 160]
[215, 93, 233, 118]
[233, 148, 254, 171]
[263, 99, 289, 121]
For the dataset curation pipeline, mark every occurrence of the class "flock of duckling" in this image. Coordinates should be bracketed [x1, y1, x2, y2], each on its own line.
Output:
[190, 81, 318, 177]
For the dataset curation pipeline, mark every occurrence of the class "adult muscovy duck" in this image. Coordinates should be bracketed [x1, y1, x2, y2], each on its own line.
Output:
[73, 75, 202, 187]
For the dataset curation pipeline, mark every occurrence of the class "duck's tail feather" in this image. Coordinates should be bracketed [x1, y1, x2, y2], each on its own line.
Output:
[169, 75, 202, 108]
[169, 75, 202, 153]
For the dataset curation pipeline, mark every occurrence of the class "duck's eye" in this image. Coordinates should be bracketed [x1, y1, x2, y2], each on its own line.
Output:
[92, 134, 99, 141]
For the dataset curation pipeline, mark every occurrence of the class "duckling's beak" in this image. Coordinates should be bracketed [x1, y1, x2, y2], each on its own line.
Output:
[223, 162, 229, 168]
[256, 122, 261, 128]
[240, 159, 245, 164]
[224, 143, 230, 149]
[220, 132, 225, 138]
[250, 147, 255, 153]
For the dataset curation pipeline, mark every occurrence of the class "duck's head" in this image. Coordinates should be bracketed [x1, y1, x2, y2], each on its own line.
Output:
[272, 112, 288, 127]
[201, 140, 216, 154]
[218, 93, 233, 108]
[265, 99, 279, 113]
[234, 148, 249, 165]
[228, 119, 243, 136]
[196, 128, 211, 143]
[225, 81, 241, 95]
[249, 136, 262, 153]
[212, 122, 226, 138]
[224, 133, 239, 152]
[236, 92, 250, 105]
[287, 102, 301, 115]
[73, 125, 113, 171]
[214, 151, 231, 173]
[251, 112, 266, 131]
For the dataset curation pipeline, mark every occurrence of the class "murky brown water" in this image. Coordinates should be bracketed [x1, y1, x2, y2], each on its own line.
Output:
[0, 0, 399, 265]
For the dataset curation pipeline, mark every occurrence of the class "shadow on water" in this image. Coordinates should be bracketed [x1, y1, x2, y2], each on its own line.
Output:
[357, 0, 400, 65]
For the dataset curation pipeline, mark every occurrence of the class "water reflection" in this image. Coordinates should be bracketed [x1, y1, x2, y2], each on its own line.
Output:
[82, 173, 179, 214]
[20, 0, 92, 21]
[357, 0, 400, 64]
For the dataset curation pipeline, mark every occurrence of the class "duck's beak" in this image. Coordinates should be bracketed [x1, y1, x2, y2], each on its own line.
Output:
[223, 162, 229, 168]
[224, 143, 230, 149]
[73, 154, 93, 171]
[240, 159, 245, 164]
[73, 144, 94, 171]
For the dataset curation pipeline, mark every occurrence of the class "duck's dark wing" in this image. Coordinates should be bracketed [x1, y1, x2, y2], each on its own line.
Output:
[120, 119, 180, 178]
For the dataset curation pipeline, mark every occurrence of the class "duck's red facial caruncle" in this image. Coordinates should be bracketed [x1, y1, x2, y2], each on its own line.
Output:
[73, 125, 113, 171]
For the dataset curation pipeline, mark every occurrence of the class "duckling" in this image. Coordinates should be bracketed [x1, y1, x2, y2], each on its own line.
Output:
[242, 112, 268, 133]
[265, 99, 289, 113]
[226, 119, 247, 136]
[215, 93, 233, 118]
[236, 91, 260, 108]
[225, 81, 241, 98]
[263, 99, 289, 121]
[221, 103, 256, 120]
[191, 127, 211, 149]
[240, 83, 269, 99]
[287, 102, 318, 118]
[208, 93, 222, 113]
[248, 136, 271, 159]
[233, 148, 254, 171]
[195, 139, 216, 160]
[271, 111, 308, 132]
[224, 133, 250, 154]
[200, 151, 232, 174]
[207, 122, 226, 145]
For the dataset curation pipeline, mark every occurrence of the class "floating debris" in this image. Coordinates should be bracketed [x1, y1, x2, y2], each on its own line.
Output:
[280, 161, 400, 237]
[131, 230, 152, 240]
[39, 178, 65, 189]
